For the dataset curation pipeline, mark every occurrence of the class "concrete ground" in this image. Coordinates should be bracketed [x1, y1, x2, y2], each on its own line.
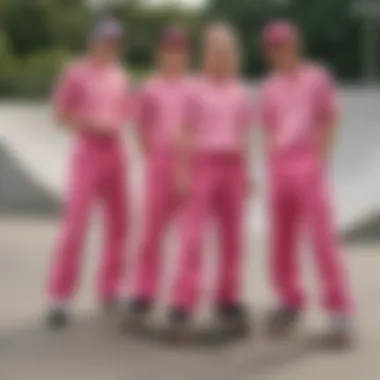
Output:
[0, 217, 379, 380]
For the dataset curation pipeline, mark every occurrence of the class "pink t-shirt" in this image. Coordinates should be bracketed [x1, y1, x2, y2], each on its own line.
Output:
[259, 63, 339, 168]
[135, 75, 192, 151]
[53, 58, 130, 135]
[185, 77, 252, 153]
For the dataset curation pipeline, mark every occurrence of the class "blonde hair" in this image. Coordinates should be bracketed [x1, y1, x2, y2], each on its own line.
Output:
[203, 22, 242, 73]
[205, 22, 240, 49]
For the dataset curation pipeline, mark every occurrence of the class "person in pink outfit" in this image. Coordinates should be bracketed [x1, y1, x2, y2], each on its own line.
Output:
[259, 20, 353, 346]
[166, 24, 253, 341]
[47, 19, 130, 328]
[121, 27, 192, 326]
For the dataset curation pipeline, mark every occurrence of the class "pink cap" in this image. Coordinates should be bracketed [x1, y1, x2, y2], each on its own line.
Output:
[159, 26, 189, 49]
[262, 20, 298, 46]
[91, 18, 124, 43]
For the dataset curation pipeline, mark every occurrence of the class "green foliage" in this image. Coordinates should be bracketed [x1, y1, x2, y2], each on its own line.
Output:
[109, 2, 202, 69]
[0, 0, 369, 98]
[0, 0, 90, 55]
[9, 49, 72, 97]
[206, 0, 361, 79]
[0, 0, 89, 97]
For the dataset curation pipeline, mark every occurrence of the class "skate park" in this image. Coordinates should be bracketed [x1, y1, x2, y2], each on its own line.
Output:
[1, 86, 380, 379]
[2, 0, 380, 375]
[2, 87, 380, 239]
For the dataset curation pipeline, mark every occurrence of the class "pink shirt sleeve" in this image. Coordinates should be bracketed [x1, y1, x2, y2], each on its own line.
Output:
[259, 84, 276, 131]
[121, 75, 134, 122]
[52, 64, 81, 114]
[239, 92, 254, 129]
[184, 88, 200, 132]
[315, 69, 340, 126]
[135, 86, 155, 134]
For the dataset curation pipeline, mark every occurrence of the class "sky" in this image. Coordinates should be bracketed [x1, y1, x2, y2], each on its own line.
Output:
[148, 0, 205, 7]
[89, 0, 206, 9]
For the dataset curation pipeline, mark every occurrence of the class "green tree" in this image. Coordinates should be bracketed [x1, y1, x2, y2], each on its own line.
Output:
[0, 0, 91, 97]
[0, 0, 91, 56]
[206, 0, 361, 79]
[0, 30, 19, 96]
[107, 1, 203, 71]
[289, 0, 360, 79]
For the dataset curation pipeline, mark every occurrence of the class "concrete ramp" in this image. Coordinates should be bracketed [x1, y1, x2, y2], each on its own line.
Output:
[0, 88, 380, 241]
[0, 141, 59, 214]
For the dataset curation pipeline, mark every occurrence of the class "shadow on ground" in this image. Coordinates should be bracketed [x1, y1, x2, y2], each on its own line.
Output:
[0, 314, 324, 380]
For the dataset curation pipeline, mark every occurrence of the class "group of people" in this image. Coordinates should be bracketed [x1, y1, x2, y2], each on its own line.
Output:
[46, 17, 353, 348]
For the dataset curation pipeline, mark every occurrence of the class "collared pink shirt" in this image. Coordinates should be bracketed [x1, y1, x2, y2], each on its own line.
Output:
[135, 75, 192, 151]
[53, 58, 130, 135]
[185, 77, 252, 153]
[259, 63, 339, 167]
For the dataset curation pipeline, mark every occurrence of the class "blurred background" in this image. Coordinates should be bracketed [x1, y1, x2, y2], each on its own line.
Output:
[1, 1, 380, 379]
[0, 0, 377, 97]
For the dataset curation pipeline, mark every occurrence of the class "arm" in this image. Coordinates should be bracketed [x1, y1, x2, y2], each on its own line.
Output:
[316, 69, 340, 162]
[259, 84, 276, 154]
[52, 65, 82, 131]
[240, 93, 256, 195]
[52, 64, 112, 135]
[122, 74, 134, 124]
[320, 118, 338, 163]
[174, 123, 193, 196]
[55, 109, 86, 130]
[174, 90, 198, 196]
[134, 86, 154, 157]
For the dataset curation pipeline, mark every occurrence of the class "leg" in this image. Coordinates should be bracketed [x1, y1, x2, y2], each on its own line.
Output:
[303, 174, 352, 314]
[98, 157, 128, 304]
[269, 181, 304, 309]
[48, 151, 96, 304]
[133, 158, 173, 302]
[213, 160, 250, 339]
[171, 161, 213, 314]
[265, 178, 304, 337]
[163, 182, 211, 342]
[214, 161, 245, 308]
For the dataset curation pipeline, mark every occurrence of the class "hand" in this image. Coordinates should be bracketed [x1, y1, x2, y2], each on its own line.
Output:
[89, 119, 114, 135]
[175, 167, 190, 199]
[245, 178, 256, 197]
[59, 113, 114, 136]
[74, 115, 113, 135]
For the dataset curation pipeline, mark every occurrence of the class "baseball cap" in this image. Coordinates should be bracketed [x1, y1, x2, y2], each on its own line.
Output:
[262, 20, 298, 47]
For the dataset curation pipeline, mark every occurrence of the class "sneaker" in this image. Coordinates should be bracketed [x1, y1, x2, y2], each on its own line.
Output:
[120, 298, 152, 331]
[46, 306, 69, 330]
[324, 315, 354, 349]
[100, 298, 119, 316]
[216, 304, 251, 340]
[266, 306, 301, 338]
[163, 308, 191, 343]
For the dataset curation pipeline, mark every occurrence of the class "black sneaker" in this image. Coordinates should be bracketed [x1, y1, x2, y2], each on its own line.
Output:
[216, 304, 251, 340]
[163, 308, 191, 343]
[46, 307, 69, 330]
[100, 298, 119, 314]
[120, 298, 152, 332]
[266, 307, 301, 338]
[323, 316, 354, 349]
[100, 299, 119, 317]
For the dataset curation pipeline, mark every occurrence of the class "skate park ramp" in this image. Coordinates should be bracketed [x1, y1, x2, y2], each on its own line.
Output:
[0, 87, 380, 241]
[0, 140, 59, 215]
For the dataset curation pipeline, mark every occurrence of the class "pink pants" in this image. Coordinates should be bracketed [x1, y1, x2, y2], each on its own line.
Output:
[133, 150, 179, 301]
[48, 135, 128, 304]
[173, 153, 246, 313]
[269, 163, 351, 313]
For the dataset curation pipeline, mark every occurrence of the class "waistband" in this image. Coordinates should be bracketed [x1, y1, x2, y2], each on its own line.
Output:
[77, 131, 122, 146]
[193, 151, 245, 163]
